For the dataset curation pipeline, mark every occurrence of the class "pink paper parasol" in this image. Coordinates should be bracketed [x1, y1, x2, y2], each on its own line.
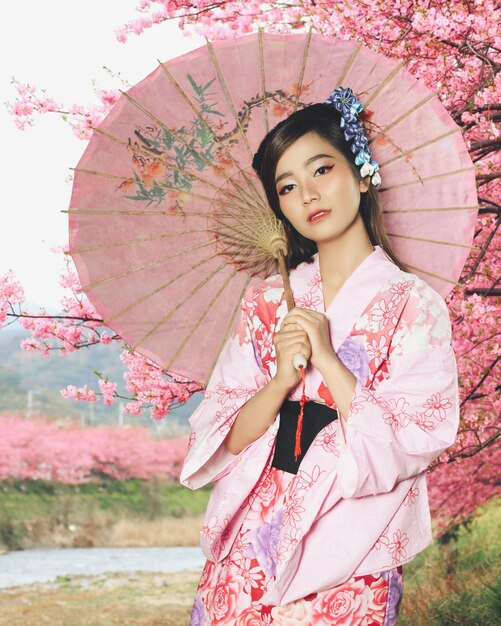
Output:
[67, 32, 478, 385]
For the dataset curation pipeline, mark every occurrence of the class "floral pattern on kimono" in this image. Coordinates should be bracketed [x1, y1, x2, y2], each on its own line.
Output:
[180, 245, 459, 607]
[190, 464, 404, 626]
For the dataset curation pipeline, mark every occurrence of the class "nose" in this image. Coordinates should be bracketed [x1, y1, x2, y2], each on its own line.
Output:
[302, 181, 319, 205]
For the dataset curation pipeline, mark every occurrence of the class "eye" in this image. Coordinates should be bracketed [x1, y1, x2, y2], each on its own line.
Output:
[278, 183, 295, 196]
[315, 164, 334, 176]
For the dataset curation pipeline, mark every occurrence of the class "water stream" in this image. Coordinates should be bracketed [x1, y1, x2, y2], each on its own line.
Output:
[0, 546, 205, 588]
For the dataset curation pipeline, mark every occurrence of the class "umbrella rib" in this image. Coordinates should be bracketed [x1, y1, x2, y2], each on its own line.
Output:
[383, 204, 479, 214]
[387, 233, 477, 249]
[78, 223, 271, 292]
[134, 260, 229, 348]
[67, 228, 210, 254]
[210, 226, 265, 251]
[378, 127, 462, 170]
[363, 60, 406, 109]
[293, 29, 313, 113]
[67, 202, 275, 240]
[407, 265, 461, 287]
[104, 251, 226, 326]
[65, 209, 272, 218]
[70, 167, 212, 207]
[368, 92, 437, 145]
[209, 222, 270, 253]
[379, 166, 476, 191]
[335, 41, 363, 89]
[166, 268, 239, 371]
[70, 168, 136, 184]
[206, 40, 254, 161]
[206, 276, 253, 383]
[157, 63, 266, 210]
[64, 208, 251, 219]
[203, 175, 272, 221]
[71, 165, 199, 197]
[211, 220, 278, 250]
[82, 239, 220, 291]
[259, 29, 269, 134]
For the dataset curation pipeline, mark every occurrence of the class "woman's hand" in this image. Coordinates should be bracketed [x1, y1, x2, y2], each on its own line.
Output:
[273, 316, 312, 392]
[281, 307, 338, 374]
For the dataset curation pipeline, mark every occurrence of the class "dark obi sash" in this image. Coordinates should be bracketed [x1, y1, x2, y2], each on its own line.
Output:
[271, 399, 338, 475]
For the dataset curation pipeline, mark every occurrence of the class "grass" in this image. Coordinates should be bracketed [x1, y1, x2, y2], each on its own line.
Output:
[0, 478, 211, 550]
[0, 571, 199, 626]
[399, 498, 501, 625]
[0, 478, 211, 519]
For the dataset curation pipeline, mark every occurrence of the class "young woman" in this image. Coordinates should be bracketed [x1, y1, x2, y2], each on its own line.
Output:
[181, 92, 460, 625]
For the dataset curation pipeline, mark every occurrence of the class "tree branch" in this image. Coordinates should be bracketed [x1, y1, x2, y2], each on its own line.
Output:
[464, 288, 501, 296]
[460, 355, 501, 408]
[462, 214, 500, 281]
[7, 312, 103, 323]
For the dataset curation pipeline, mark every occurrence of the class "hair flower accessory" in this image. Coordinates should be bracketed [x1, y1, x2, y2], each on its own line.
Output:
[324, 86, 364, 124]
[323, 86, 381, 187]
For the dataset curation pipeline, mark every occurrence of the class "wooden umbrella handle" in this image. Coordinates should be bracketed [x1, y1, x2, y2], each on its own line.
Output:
[276, 249, 308, 370]
[276, 249, 295, 311]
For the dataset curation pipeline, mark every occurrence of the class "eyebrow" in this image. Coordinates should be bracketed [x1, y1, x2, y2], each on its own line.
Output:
[275, 153, 335, 186]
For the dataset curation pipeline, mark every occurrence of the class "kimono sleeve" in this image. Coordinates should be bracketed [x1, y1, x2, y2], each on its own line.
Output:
[337, 285, 460, 499]
[179, 289, 270, 490]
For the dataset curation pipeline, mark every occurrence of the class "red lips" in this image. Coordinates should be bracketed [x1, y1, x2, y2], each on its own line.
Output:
[307, 209, 332, 223]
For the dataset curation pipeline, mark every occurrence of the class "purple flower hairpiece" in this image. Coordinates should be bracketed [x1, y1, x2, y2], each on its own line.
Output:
[324, 86, 381, 187]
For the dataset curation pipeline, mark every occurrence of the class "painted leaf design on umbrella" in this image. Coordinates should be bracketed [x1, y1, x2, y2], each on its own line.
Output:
[123, 75, 224, 206]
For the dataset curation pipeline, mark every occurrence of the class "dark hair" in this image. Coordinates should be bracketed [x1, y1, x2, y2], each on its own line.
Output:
[252, 103, 411, 272]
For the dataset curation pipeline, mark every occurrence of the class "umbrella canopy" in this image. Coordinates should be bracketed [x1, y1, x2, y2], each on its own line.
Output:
[68, 32, 478, 385]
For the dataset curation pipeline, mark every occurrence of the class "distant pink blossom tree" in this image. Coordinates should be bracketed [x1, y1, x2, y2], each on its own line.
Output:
[0, 412, 189, 482]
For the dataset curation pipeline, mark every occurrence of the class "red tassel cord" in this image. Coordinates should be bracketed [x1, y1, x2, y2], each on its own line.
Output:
[294, 367, 307, 462]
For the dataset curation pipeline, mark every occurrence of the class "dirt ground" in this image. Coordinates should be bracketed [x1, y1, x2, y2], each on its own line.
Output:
[0, 569, 202, 626]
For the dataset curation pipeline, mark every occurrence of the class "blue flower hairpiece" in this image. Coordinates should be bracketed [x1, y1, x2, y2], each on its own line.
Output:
[324, 87, 381, 187]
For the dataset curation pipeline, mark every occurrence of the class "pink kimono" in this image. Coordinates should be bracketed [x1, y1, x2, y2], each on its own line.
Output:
[180, 245, 459, 620]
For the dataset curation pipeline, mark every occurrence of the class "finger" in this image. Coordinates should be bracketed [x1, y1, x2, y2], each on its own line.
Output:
[287, 312, 328, 334]
[279, 322, 302, 332]
[275, 328, 309, 339]
[288, 309, 325, 324]
[287, 306, 323, 319]
[274, 330, 309, 346]
[279, 342, 311, 358]
[275, 339, 309, 356]
[277, 338, 312, 358]
[282, 314, 314, 334]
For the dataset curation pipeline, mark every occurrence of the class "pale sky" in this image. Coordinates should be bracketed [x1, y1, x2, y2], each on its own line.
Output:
[1, 1, 205, 310]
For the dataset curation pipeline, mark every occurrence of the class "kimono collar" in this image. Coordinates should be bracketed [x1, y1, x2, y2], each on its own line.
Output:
[289, 245, 401, 352]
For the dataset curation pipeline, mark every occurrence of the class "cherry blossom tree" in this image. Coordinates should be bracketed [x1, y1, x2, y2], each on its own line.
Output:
[3, 0, 500, 533]
[1, 262, 203, 419]
[0, 412, 189, 482]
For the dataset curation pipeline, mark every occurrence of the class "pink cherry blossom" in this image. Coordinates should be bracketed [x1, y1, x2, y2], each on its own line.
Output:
[60, 385, 98, 402]
[98, 379, 117, 406]
[0, 271, 25, 329]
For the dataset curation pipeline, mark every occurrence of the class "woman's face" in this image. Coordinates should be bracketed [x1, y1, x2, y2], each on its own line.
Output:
[274, 131, 369, 244]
